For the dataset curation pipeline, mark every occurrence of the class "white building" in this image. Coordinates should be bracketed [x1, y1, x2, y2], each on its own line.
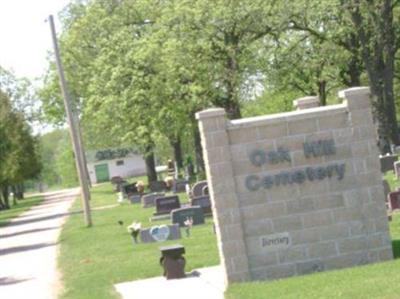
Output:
[86, 148, 146, 184]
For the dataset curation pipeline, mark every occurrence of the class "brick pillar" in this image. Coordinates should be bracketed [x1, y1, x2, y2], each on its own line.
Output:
[339, 86, 393, 262]
[196, 108, 250, 286]
[293, 96, 319, 110]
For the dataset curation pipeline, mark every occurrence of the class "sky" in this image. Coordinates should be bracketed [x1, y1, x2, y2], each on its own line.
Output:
[0, 0, 71, 81]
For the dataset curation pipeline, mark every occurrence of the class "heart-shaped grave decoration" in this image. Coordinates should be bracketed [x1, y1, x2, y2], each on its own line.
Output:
[150, 225, 170, 242]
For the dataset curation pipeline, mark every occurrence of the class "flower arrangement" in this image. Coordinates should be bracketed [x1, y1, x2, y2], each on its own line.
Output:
[136, 181, 145, 193]
[127, 221, 142, 244]
[184, 217, 193, 237]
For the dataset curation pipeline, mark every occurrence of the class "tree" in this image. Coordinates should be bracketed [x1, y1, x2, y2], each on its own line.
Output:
[346, 0, 400, 148]
[0, 89, 41, 209]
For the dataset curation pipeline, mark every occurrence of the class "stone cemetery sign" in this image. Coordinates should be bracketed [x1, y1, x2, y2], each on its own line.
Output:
[191, 196, 212, 215]
[140, 224, 181, 243]
[154, 195, 181, 215]
[171, 206, 205, 227]
[196, 87, 393, 285]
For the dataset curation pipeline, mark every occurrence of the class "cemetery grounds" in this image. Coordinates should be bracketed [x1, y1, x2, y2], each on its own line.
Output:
[57, 173, 400, 299]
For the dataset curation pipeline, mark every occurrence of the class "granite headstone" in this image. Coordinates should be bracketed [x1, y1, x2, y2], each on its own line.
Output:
[140, 224, 181, 243]
[149, 181, 168, 192]
[142, 193, 165, 208]
[154, 195, 181, 215]
[191, 195, 212, 214]
[171, 206, 205, 227]
[388, 191, 400, 210]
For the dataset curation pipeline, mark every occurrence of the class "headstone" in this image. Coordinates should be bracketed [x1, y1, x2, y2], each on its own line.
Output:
[142, 193, 165, 208]
[111, 176, 124, 184]
[111, 176, 127, 192]
[149, 180, 167, 192]
[171, 206, 205, 227]
[191, 195, 212, 214]
[173, 180, 188, 193]
[128, 194, 142, 204]
[190, 180, 208, 198]
[394, 161, 400, 178]
[122, 183, 138, 197]
[140, 224, 181, 243]
[388, 191, 400, 210]
[380, 154, 398, 173]
[382, 180, 391, 199]
[160, 244, 186, 279]
[154, 195, 181, 215]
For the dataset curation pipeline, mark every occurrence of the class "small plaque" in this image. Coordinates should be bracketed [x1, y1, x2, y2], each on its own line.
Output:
[260, 232, 291, 251]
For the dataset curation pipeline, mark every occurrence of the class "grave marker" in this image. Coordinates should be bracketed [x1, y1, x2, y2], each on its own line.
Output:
[171, 206, 205, 227]
[154, 195, 181, 216]
[149, 181, 168, 192]
[142, 193, 165, 208]
[380, 154, 398, 173]
[140, 224, 181, 243]
[388, 191, 400, 210]
[394, 161, 400, 178]
[191, 195, 212, 215]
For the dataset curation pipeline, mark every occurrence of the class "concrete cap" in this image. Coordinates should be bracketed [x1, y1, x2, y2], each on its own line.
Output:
[338, 87, 370, 99]
[196, 108, 226, 120]
[293, 96, 319, 110]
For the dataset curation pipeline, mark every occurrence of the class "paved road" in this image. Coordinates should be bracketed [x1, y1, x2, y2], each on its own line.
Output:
[0, 188, 79, 299]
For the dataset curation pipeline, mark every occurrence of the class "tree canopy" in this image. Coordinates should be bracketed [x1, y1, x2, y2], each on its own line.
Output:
[38, 0, 400, 178]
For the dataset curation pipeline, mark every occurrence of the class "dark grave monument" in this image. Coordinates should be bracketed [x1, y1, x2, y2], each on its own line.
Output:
[111, 176, 124, 184]
[191, 195, 212, 215]
[380, 154, 398, 173]
[111, 176, 127, 192]
[173, 180, 188, 193]
[140, 224, 181, 243]
[154, 195, 181, 216]
[171, 206, 205, 227]
[149, 180, 168, 192]
[388, 191, 400, 210]
[142, 193, 165, 208]
[128, 194, 142, 204]
[190, 180, 208, 198]
[383, 180, 391, 199]
[395, 161, 400, 178]
[159, 244, 186, 279]
[122, 182, 138, 197]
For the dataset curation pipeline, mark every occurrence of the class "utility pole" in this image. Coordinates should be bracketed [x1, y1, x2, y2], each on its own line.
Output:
[48, 14, 92, 227]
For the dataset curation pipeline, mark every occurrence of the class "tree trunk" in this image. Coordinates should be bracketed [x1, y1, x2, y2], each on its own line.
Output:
[14, 184, 24, 200]
[349, 0, 399, 149]
[0, 193, 5, 210]
[193, 122, 205, 174]
[318, 80, 327, 106]
[144, 145, 158, 183]
[171, 137, 183, 171]
[1, 186, 10, 209]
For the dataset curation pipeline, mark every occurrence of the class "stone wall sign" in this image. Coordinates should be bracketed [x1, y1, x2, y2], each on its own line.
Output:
[260, 232, 291, 252]
[196, 87, 393, 286]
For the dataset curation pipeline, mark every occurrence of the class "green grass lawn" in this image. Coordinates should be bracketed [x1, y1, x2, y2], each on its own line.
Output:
[59, 175, 400, 299]
[58, 183, 219, 299]
[0, 195, 43, 227]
